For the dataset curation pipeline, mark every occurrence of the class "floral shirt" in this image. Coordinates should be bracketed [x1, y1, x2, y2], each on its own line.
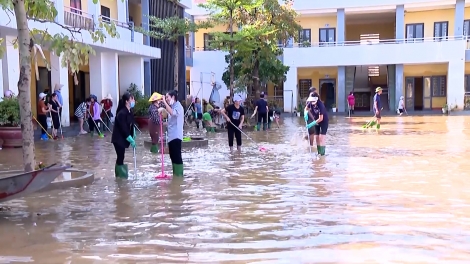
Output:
[148, 102, 165, 124]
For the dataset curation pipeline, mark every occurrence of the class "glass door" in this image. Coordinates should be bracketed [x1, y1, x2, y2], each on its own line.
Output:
[423, 77, 432, 109]
[405, 77, 415, 110]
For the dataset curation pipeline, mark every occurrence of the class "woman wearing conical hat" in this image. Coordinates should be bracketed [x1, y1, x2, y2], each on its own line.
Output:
[148, 92, 165, 153]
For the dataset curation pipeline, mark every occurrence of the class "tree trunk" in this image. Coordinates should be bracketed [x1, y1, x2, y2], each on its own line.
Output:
[173, 40, 179, 91]
[13, 0, 35, 172]
[228, 10, 234, 100]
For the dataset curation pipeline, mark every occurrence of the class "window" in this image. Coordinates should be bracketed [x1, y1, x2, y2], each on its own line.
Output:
[101, 6, 111, 23]
[274, 83, 283, 97]
[464, 20, 470, 39]
[70, 0, 82, 14]
[203, 33, 213, 51]
[465, 75, 470, 93]
[434, 21, 448, 40]
[298, 79, 312, 99]
[319, 28, 336, 46]
[298, 29, 311, 45]
[405, 23, 424, 42]
[431, 76, 446, 97]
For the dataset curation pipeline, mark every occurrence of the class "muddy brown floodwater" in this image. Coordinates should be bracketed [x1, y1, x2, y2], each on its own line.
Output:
[1, 115, 470, 263]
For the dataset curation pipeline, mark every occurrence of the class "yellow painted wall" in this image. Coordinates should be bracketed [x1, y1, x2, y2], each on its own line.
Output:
[194, 23, 237, 49]
[63, 0, 89, 13]
[345, 22, 395, 41]
[465, 7, 470, 20]
[404, 9, 455, 38]
[129, 3, 142, 27]
[465, 62, 470, 74]
[404, 64, 447, 108]
[297, 16, 337, 43]
[100, 0, 117, 19]
[297, 67, 338, 103]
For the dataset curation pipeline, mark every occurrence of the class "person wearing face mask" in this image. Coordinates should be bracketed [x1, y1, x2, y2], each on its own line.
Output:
[37, 92, 51, 140]
[158, 89, 184, 177]
[111, 92, 136, 179]
[54, 84, 64, 119]
[49, 93, 61, 139]
[221, 95, 245, 151]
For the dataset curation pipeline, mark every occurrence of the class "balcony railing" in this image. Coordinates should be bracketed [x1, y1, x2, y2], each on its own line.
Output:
[193, 36, 466, 51]
[100, 16, 135, 42]
[63, 6, 94, 31]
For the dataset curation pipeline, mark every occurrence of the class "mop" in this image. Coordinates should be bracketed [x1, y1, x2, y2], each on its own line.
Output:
[87, 109, 104, 137]
[33, 116, 53, 139]
[229, 121, 267, 152]
[155, 113, 170, 179]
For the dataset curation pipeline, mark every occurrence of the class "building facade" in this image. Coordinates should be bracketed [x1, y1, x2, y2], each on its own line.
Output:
[186, 0, 470, 113]
[0, 0, 191, 127]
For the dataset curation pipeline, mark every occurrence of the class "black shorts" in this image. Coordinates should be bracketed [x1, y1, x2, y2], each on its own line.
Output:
[398, 109, 404, 114]
[375, 111, 381, 119]
[307, 119, 328, 135]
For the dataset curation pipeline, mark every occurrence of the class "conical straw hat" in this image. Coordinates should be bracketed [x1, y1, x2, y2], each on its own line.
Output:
[149, 92, 163, 102]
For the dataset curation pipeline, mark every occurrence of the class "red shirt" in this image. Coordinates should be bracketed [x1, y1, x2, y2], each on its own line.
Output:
[101, 99, 113, 111]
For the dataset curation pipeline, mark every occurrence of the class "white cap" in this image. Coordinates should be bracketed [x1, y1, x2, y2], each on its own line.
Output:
[4, 90, 12, 98]
[307, 96, 318, 103]
[233, 95, 243, 102]
[39, 92, 47, 99]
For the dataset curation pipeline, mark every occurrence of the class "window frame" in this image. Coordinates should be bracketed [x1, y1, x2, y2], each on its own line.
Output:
[405, 23, 425, 42]
[101, 6, 111, 23]
[298, 79, 312, 99]
[298, 29, 311, 45]
[319, 27, 336, 46]
[433, 21, 448, 41]
[431, 76, 446, 97]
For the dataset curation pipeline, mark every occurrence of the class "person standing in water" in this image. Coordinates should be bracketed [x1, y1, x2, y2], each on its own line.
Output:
[37, 92, 51, 140]
[111, 92, 136, 179]
[88, 96, 102, 136]
[347, 91, 355, 115]
[148, 92, 165, 154]
[251, 92, 269, 131]
[397, 96, 407, 116]
[221, 95, 245, 151]
[159, 90, 184, 177]
[373, 87, 382, 129]
[75, 97, 91, 135]
[49, 93, 61, 139]
[305, 95, 329, 156]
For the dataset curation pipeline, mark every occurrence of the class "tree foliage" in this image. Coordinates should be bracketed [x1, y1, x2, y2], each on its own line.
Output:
[0, 0, 120, 171]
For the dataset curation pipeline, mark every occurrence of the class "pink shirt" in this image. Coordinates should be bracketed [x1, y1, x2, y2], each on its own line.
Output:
[347, 95, 355, 106]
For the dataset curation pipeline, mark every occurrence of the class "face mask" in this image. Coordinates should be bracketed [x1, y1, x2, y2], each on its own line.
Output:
[169, 98, 175, 105]
[130, 101, 135, 108]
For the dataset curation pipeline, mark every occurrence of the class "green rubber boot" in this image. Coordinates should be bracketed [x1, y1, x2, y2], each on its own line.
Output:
[210, 127, 215, 132]
[262, 123, 267, 131]
[256, 122, 261, 131]
[173, 163, 184, 177]
[320, 146, 326, 156]
[150, 144, 159, 153]
[115, 164, 129, 179]
[316, 145, 320, 154]
[376, 124, 381, 129]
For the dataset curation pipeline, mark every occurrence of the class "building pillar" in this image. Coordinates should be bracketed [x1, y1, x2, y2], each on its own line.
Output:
[88, 0, 100, 25]
[337, 9, 345, 44]
[395, 64, 404, 106]
[455, 0, 465, 37]
[50, 53, 70, 126]
[337, 66, 346, 112]
[2, 35, 19, 95]
[53, 0, 64, 24]
[396, 5, 405, 41]
[448, 60, 465, 109]
[142, 0, 150, 45]
[89, 52, 120, 114]
[119, 56, 144, 96]
[117, 0, 128, 22]
[284, 67, 297, 113]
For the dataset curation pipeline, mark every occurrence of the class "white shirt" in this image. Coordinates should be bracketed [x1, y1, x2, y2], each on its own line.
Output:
[398, 99, 405, 109]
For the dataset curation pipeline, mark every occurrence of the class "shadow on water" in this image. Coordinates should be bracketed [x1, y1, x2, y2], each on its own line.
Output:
[2, 116, 470, 262]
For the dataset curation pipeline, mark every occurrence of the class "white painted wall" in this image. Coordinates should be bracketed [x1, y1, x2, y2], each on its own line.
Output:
[119, 56, 144, 96]
[1, 35, 19, 95]
[89, 52, 120, 115]
[50, 53, 70, 126]
[190, 51, 230, 107]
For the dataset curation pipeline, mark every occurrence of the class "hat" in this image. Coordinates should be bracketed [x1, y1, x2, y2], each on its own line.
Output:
[4, 90, 12, 98]
[375, 87, 383, 92]
[103, 93, 113, 100]
[400, 96, 404, 100]
[233, 95, 243, 102]
[54, 84, 64, 91]
[149, 92, 163, 102]
[39, 92, 47, 99]
[307, 96, 318, 103]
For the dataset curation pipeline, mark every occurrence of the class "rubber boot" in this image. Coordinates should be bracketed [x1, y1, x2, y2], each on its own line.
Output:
[150, 144, 159, 153]
[320, 146, 326, 156]
[90, 131, 94, 137]
[316, 145, 320, 154]
[262, 123, 267, 131]
[268, 122, 271, 129]
[173, 163, 184, 177]
[256, 122, 261, 131]
[376, 124, 381, 130]
[210, 127, 215, 133]
[115, 164, 129, 179]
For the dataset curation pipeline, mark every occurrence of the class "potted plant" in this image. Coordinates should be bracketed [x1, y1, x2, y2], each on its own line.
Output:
[133, 96, 151, 129]
[442, 103, 448, 114]
[331, 103, 337, 112]
[297, 102, 305, 117]
[0, 96, 22, 148]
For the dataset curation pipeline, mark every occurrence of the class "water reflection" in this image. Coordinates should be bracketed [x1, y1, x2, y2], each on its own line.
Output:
[1, 116, 470, 261]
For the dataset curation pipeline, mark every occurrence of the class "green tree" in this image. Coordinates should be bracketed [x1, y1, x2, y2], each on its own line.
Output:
[139, 0, 211, 91]
[0, 0, 119, 171]
[199, 0, 263, 99]
[235, 0, 300, 94]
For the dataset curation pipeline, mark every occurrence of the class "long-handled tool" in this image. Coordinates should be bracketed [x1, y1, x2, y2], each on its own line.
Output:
[305, 119, 312, 153]
[87, 109, 104, 137]
[33, 116, 53, 139]
[101, 104, 114, 125]
[49, 111, 57, 139]
[100, 118, 112, 133]
[229, 121, 267, 152]
[133, 124, 142, 134]
[156, 114, 170, 179]
[58, 112, 64, 139]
